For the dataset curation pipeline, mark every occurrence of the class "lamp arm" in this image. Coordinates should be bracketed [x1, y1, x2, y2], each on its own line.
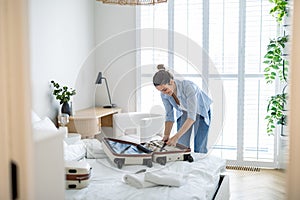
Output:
[103, 77, 112, 105]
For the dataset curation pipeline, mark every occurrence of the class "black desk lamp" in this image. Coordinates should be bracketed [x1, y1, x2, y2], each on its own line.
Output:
[95, 72, 117, 108]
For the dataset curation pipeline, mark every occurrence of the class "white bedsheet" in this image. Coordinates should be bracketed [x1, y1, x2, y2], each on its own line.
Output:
[65, 151, 225, 200]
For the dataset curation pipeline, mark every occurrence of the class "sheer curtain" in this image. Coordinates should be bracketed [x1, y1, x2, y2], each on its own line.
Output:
[137, 0, 279, 167]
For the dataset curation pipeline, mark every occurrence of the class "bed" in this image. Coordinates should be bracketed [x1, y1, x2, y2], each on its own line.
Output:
[64, 139, 230, 200]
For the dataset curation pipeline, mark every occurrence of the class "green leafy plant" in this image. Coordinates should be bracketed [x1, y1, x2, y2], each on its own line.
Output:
[265, 93, 287, 135]
[263, 0, 289, 136]
[50, 80, 76, 105]
[263, 36, 289, 84]
[269, 0, 288, 23]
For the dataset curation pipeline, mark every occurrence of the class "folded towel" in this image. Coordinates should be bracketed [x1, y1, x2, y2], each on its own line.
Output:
[144, 170, 185, 187]
[123, 173, 157, 189]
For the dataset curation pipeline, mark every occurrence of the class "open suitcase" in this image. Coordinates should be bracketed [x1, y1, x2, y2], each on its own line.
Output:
[102, 138, 193, 169]
[143, 140, 194, 165]
[102, 138, 153, 169]
[65, 160, 92, 189]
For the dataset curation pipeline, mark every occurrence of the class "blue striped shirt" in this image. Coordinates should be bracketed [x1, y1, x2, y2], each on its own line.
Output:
[161, 79, 212, 125]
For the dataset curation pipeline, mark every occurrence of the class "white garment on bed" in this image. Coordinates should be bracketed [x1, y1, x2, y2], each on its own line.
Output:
[65, 146, 227, 200]
[144, 170, 185, 187]
[82, 139, 107, 159]
[123, 170, 185, 189]
[123, 173, 157, 189]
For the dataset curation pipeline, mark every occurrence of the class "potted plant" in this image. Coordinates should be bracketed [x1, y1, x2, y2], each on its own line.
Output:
[50, 80, 76, 116]
[263, 0, 290, 135]
[263, 35, 289, 84]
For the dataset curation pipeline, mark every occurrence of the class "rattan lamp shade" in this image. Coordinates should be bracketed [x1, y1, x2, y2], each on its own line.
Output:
[96, 0, 167, 5]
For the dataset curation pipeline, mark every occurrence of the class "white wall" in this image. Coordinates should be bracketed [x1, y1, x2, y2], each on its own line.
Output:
[29, 0, 137, 120]
[29, 0, 95, 120]
[94, 3, 137, 112]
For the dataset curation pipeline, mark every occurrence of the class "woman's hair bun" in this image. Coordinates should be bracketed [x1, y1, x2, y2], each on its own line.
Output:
[157, 64, 165, 71]
[153, 64, 173, 86]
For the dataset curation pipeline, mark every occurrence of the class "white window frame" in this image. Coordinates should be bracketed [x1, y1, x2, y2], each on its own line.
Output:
[136, 0, 280, 168]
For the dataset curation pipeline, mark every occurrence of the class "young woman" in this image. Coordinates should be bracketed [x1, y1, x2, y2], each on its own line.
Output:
[153, 64, 212, 153]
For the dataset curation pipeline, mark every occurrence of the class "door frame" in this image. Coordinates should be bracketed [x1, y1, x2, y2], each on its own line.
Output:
[0, 0, 34, 199]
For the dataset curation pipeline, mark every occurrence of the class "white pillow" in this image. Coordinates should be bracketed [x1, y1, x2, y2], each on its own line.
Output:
[32, 117, 58, 132]
[31, 111, 41, 123]
[64, 140, 86, 161]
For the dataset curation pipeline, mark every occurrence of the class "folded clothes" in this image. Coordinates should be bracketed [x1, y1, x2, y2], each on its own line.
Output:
[123, 173, 157, 189]
[144, 170, 185, 187]
[123, 170, 186, 189]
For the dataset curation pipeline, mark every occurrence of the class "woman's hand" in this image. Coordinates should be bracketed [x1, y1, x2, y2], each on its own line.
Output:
[166, 118, 194, 146]
[162, 134, 169, 142]
[166, 134, 179, 146]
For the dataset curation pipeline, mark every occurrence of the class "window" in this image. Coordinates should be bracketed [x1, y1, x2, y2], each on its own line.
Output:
[137, 0, 278, 167]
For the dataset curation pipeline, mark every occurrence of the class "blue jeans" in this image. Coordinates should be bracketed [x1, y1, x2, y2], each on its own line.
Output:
[177, 110, 211, 153]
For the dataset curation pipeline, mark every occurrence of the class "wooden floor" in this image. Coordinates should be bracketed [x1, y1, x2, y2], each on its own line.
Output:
[224, 168, 287, 200]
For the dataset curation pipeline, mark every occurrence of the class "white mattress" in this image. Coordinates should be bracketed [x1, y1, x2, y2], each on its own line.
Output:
[65, 140, 226, 200]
